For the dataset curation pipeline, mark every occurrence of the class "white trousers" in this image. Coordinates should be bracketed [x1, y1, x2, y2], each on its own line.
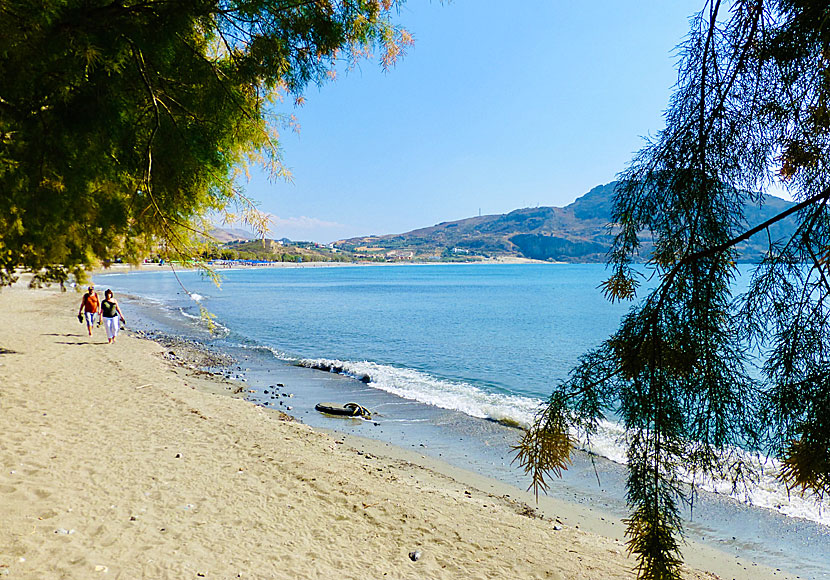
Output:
[103, 316, 119, 339]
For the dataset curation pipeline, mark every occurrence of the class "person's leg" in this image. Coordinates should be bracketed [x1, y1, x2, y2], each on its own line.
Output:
[104, 317, 117, 343]
[84, 312, 96, 336]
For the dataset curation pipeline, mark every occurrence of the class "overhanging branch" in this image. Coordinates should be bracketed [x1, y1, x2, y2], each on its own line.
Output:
[680, 186, 830, 265]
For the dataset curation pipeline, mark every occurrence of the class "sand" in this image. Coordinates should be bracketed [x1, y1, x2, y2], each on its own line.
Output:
[0, 285, 797, 579]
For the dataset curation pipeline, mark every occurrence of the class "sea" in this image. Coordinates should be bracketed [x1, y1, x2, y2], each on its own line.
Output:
[96, 263, 830, 578]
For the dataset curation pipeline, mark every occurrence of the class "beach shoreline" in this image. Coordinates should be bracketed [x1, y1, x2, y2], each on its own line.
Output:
[88, 255, 556, 277]
[0, 285, 800, 579]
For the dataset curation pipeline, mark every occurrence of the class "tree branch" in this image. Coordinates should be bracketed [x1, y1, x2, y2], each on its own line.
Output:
[680, 186, 830, 265]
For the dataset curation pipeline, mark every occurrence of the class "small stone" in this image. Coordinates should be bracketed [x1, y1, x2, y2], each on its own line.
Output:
[553, 525, 563, 531]
[408, 550, 421, 562]
[94, 565, 108, 573]
[175, 453, 181, 458]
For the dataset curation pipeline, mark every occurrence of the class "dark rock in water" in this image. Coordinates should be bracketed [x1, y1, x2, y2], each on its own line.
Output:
[277, 383, 284, 387]
[299, 362, 372, 384]
[264, 390, 269, 394]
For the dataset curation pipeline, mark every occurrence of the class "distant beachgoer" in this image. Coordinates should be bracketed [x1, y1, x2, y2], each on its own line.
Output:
[100, 289, 125, 344]
[78, 285, 100, 337]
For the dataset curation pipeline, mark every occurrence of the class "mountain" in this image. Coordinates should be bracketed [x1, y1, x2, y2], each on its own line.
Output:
[335, 182, 799, 262]
[208, 226, 256, 243]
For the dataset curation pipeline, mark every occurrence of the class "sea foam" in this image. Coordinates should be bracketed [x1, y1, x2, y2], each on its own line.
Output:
[293, 355, 830, 526]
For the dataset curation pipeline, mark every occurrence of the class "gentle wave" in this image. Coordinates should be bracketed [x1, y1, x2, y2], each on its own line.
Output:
[288, 355, 829, 526]
[233, 343, 297, 362]
[572, 418, 830, 526]
[296, 357, 542, 426]
[177, 307, 230, 336]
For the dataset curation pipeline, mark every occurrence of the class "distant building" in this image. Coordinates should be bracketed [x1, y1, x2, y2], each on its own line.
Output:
[385, 250, 415, 260]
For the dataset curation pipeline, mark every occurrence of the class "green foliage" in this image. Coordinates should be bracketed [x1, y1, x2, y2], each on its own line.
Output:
[0, 0, 411, 284]
[516, 2, 830, 578]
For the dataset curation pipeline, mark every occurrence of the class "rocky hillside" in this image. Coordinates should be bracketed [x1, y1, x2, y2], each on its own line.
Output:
[208, 226, 256, 243]
[335, 182, 798, 262]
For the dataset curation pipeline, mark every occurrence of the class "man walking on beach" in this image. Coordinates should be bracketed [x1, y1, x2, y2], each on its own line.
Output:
[78, 285, 100, 337]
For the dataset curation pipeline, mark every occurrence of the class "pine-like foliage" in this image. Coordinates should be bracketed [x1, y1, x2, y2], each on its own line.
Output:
[515, 1, 830, 578]
[0, 0, 412, 286]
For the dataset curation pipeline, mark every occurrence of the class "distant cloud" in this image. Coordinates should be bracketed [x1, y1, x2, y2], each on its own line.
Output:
[263, 214, 352, 243]
[266, 215, 343, 230]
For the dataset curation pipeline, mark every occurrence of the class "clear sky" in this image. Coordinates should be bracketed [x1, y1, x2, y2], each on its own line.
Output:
[242, 0, 702, 243]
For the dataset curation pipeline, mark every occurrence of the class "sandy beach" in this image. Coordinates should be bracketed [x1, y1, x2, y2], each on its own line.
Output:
[0, 285, 799, 579]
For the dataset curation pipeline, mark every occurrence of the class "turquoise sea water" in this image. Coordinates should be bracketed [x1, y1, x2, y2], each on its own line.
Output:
[98, 263, 830, 578]
[107, 263, 627, 408]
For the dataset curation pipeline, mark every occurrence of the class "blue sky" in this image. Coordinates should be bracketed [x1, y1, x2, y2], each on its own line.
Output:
[242, 0, 702, 243]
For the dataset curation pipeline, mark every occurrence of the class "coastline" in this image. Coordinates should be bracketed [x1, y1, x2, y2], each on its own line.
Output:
[0, 285, 800, 579]
[91, 255, 555, 276]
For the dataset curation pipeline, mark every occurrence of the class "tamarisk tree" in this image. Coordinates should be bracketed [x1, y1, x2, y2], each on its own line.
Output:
[515, 1, 830, 578]
[0, 0, 411, 286]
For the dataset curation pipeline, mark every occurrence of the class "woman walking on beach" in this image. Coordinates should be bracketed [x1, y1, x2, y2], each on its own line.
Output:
[78, 285, 100, 337]
[100, 289, 125, 344]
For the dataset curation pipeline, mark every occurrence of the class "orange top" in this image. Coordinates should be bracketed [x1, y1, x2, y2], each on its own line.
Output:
[82, 292, 100, 313]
